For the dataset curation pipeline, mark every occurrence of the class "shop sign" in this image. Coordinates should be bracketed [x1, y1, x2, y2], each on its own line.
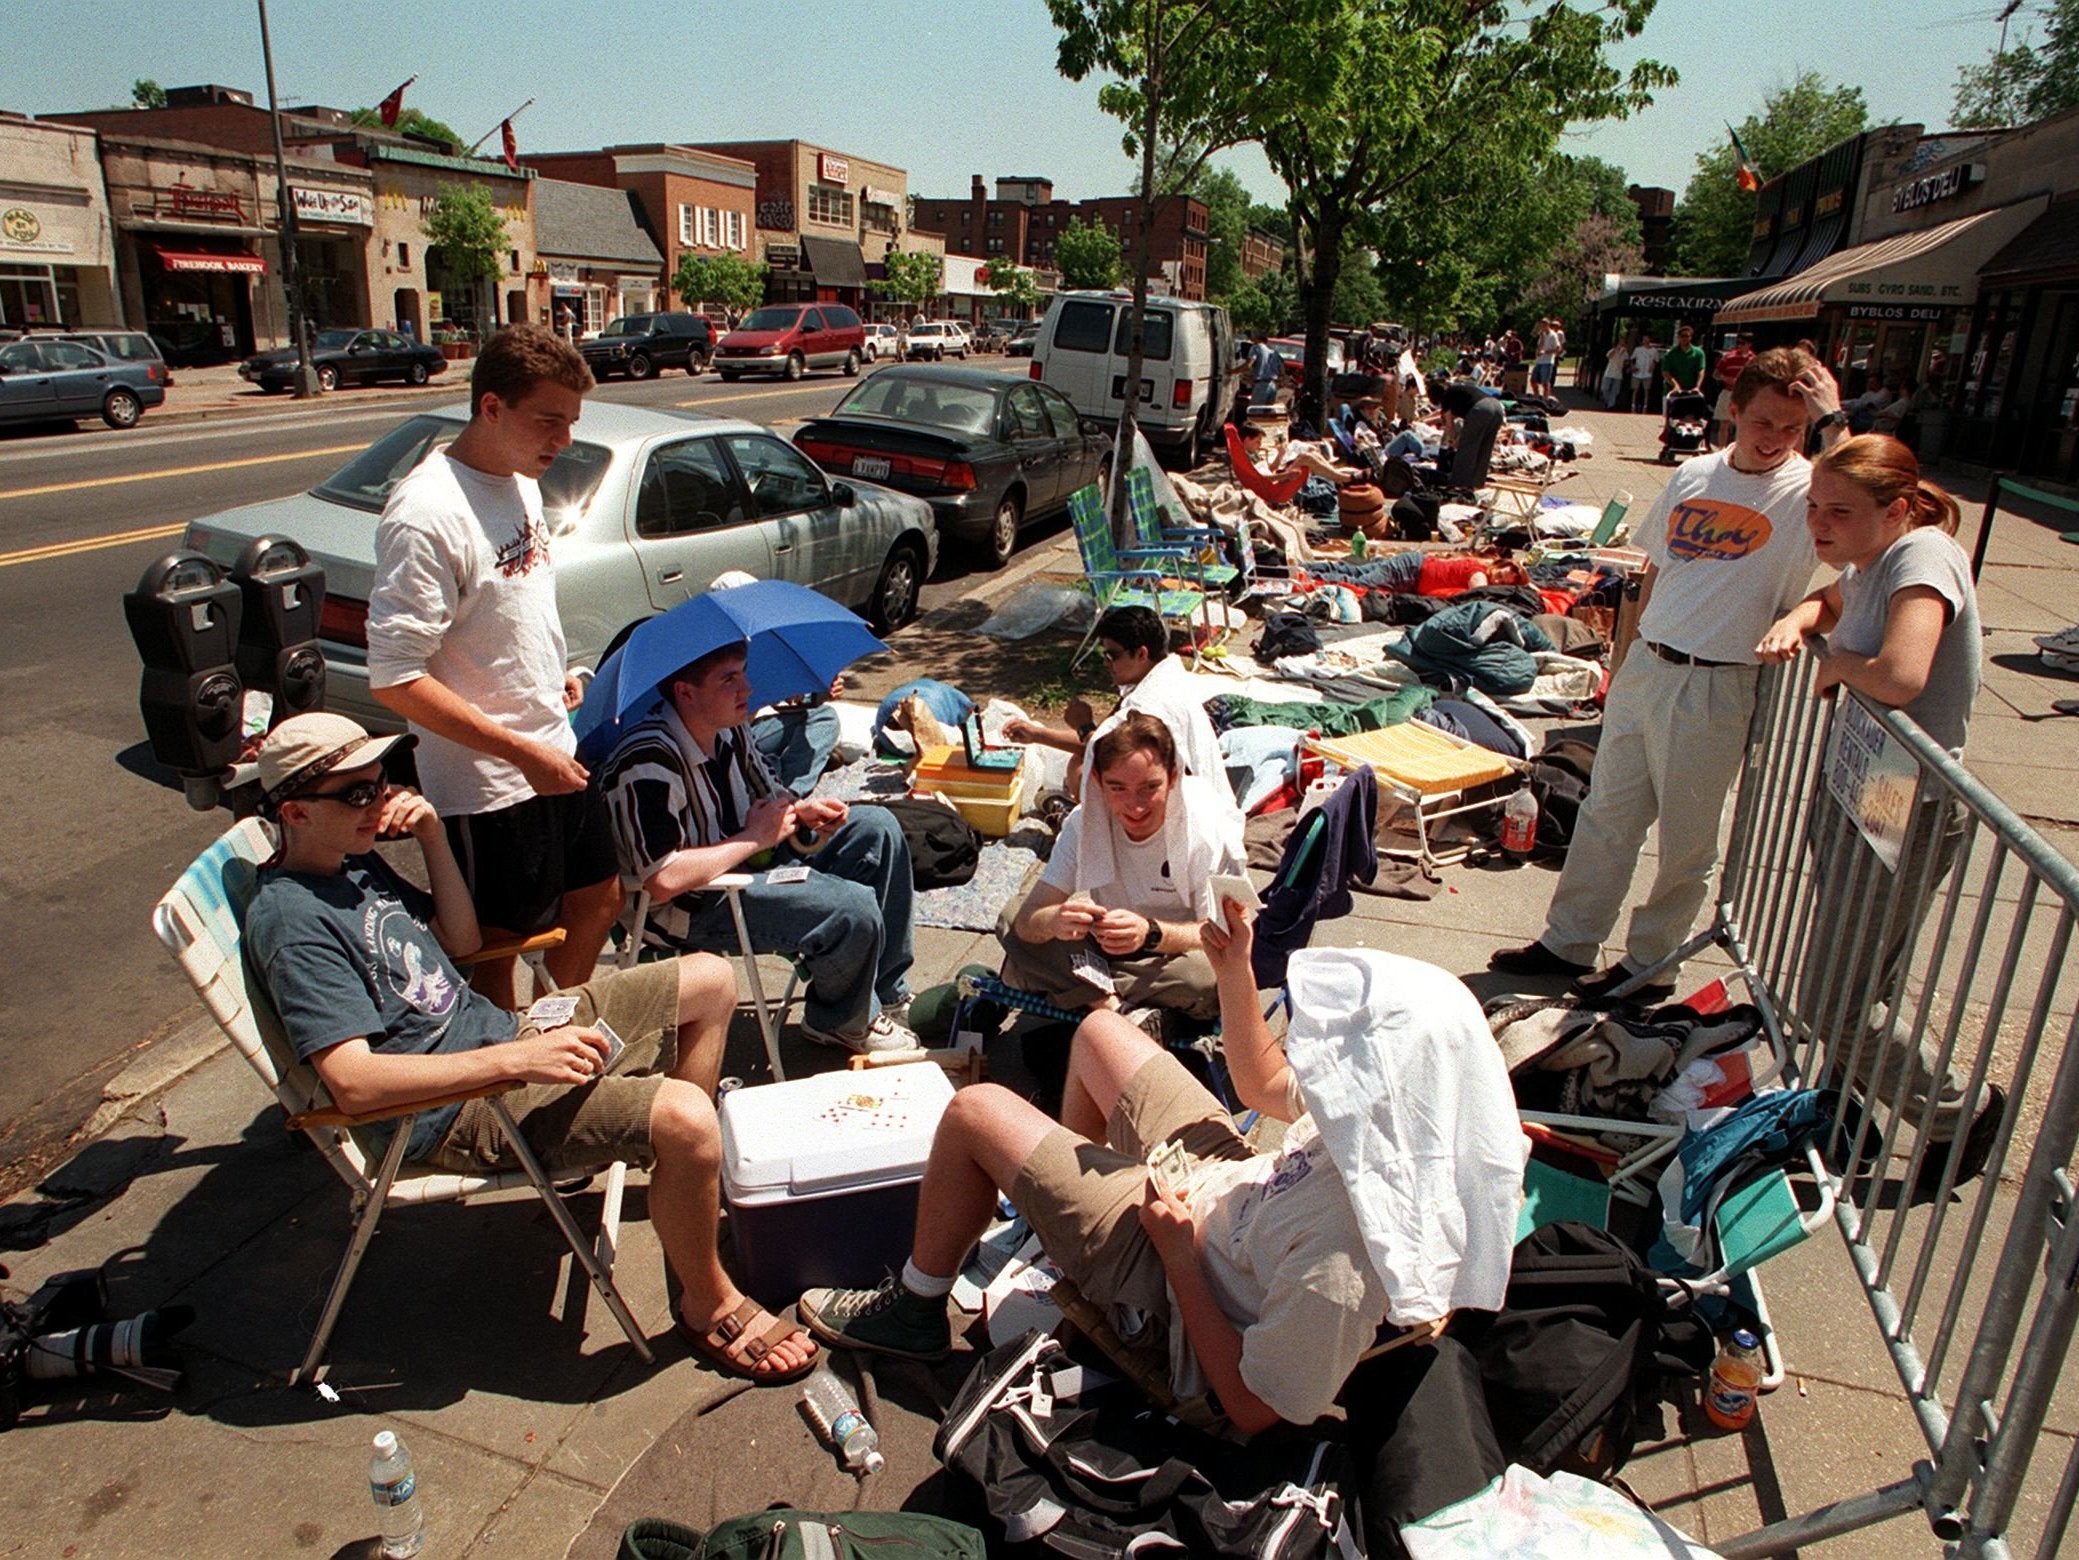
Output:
[547, 261, 580, 282]
[1892, 163, 1983, 215]
[765, 243, 801, 268]
[1625, 292, 1729, 312]
[1815, 189, 1845, 219]
[0, 206, 73, 254]
[818, 154, 849, 184]
[1824, 699, 1916, 871]
[1847, 304, 1948, 322]
[151, 185, 249, 223]
[1752, 215, 1775, 241]
[291, 186, 373, 226]
[1842, 277, 1967, 302]
[862, 185, 899, 208]
[757, 198, 795, 231]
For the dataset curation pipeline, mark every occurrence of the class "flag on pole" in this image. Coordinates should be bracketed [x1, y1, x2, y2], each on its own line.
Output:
[501, 118, 518, 171]
[1728, 124, 1761, 192]
[377, 76, 416, 129]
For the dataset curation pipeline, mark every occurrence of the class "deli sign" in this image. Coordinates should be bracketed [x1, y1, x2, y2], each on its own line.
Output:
[1892, 163, 1983, 215]
[818, 154, 850, 184]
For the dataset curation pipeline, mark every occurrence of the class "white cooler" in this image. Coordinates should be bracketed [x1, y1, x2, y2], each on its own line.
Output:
[718, 1061, 956, 1307]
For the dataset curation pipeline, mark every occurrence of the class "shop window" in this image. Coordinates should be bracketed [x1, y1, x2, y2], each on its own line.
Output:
[863, 202, 895, 234]
[397, 242, 410, 269]
[807, 184, 854, 226]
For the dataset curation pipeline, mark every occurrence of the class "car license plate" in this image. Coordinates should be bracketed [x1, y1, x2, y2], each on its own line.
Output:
[851, 456, 891, 479]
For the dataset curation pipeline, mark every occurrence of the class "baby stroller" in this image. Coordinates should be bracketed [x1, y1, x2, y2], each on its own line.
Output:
[1660, 390, 1712, 464]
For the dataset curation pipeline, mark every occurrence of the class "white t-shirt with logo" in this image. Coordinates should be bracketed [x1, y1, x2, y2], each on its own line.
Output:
[367, 450, 576, 817]
[1637, 448, 1818, 665]
[1038, 806, 1223, 920]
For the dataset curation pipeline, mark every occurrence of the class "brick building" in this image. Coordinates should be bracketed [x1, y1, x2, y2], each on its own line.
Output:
[520, 143, 755, 312]
[688, 139, 911, 311]
[910, 174, 1211, 300]
[1240, 228, 1285, 283]
[1626, 185, 1674, 275]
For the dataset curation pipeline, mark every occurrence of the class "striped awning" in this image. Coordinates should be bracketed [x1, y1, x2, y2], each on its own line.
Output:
[1716, 197, 2047, 325]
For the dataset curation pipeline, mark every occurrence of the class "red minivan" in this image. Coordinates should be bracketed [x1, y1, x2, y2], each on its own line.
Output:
[714, 303, 866, 381]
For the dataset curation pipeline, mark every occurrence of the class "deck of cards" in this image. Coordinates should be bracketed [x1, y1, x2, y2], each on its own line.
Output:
[1146, 1138, 1190, 1200]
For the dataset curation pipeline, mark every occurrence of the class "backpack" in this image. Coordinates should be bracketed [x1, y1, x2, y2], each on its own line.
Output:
[1459, 1221, 1712, 1481]
[854, 798, 983, 889]
[1524, 738, 1596, 861]
[618, 1509, 985, 1560]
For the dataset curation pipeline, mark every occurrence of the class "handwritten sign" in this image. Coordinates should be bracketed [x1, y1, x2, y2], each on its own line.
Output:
[1824, 699, 1917, 871]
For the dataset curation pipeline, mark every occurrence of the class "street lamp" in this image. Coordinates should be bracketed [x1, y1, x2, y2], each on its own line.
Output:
[255, 0, 319, 396]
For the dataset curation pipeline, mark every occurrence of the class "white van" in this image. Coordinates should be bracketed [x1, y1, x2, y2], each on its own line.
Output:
[1029, 291, 1233, 466]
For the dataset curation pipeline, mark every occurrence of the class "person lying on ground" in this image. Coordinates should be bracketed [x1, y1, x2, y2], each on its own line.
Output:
[997, 713, 1244, 1026]
[598, 640, 920, 1056]
[1229, 419, 1363, 488]
[243, 713, 816, 1384]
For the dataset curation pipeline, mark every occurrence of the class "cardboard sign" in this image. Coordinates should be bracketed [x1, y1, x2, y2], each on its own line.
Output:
[1824, 699, 1917, 872]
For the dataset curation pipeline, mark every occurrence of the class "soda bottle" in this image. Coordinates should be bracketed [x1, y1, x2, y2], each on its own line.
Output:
[1704, 1328, 1764, 1431]
[800, 1362, 886, 1475]
[1349, 529, 1367, 561]
[1499, 784, 1539, 855]
[368, 1429, 426, 1557]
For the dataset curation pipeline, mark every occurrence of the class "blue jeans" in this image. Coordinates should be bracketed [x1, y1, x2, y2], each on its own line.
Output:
[679, 804, 915, 1039]
[753, 703, 840, 798]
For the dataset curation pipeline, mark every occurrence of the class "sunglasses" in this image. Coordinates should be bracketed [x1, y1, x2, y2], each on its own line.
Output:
[298, 778, 387, 809]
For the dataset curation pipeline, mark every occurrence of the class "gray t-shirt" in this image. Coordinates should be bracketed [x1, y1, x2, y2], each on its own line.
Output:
[1831, 526, 1981, 753]
[245, 853, 516, 1158]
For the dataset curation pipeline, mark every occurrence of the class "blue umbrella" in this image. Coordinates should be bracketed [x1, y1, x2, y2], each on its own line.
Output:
[573, 581, 885, 761]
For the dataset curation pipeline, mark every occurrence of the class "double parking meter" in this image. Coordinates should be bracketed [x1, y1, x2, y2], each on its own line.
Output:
[230, 535, 327, 721]
[123, 552, 245, 786]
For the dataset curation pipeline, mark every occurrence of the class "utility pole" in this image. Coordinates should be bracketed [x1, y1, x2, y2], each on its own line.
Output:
[256, 0, 318, 396]
[1992, 0, 2026, 125]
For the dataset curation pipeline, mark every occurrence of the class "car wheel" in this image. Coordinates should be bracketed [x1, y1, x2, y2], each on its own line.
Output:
[863, 343, 878, 363]
[868, 542, 925, 633]
[316, 364, 339, 393]
[406, 361, 429, 386]
[687, 351, 709, 376]
[842, 348, 861, 376]
[626, 351, 655, 380]
[100, 388, 143, 429]
[979, 490, 1023, 570]
[1178, 418, 1202, 470]
[958, 348, 969, 360]
[784, 352, 806, 381]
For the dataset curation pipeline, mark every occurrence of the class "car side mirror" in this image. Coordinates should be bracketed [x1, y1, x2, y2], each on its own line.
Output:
[831, 482, 857, 509]
[1080, 416, 1106, 436]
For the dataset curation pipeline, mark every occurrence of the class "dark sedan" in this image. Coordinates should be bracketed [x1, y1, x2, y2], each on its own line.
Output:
[239, 328, 446, 394]
[793, 365, 1110, 567]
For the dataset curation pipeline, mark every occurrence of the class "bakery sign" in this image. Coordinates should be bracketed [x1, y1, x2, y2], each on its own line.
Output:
[0, 206, 72, 253]
[291, 186, 373, 226]
[818, 154, 849, 184]
[1892, 163, 1983, 215]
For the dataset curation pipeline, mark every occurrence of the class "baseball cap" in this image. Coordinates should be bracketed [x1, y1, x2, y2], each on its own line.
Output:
[257, 712, 415, 804]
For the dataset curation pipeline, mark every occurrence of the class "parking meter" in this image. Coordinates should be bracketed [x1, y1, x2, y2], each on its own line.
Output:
[123, 552, 245, 781]
[230, 535, 327, 721]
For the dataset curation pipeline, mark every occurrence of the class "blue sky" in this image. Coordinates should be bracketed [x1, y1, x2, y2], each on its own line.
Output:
[8, 0, 2002, 207]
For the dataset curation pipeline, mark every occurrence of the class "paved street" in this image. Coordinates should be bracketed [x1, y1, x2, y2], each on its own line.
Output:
[0, 359, 1033, 1189]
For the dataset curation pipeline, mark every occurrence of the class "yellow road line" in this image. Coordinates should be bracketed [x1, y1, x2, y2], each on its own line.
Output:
[0, 442, 365, 502]
[0, 521, 187, 569]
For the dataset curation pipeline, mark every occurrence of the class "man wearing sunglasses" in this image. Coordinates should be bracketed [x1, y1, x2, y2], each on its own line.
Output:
[242, 712, 819, 1385]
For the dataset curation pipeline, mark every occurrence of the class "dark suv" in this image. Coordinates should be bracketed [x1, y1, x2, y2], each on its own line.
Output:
[579, 313, 714, 381]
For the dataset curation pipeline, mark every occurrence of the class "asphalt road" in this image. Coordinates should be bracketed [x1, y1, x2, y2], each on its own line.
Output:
[0, 357, 1035, 1188]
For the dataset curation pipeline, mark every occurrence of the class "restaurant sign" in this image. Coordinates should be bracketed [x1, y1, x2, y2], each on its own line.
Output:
[1892, 163, 1983, 215]
[291, 186, 373, 226]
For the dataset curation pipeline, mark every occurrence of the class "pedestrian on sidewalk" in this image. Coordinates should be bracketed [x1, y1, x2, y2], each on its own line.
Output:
[1492, 347, 1845, 1004]
[366, 325, 623, 1009]
[1630, 334, 1660, 414]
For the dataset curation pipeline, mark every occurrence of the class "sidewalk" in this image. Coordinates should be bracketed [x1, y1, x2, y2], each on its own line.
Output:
[151, 360, 461, 424]
[3, 398, 2075, 1557]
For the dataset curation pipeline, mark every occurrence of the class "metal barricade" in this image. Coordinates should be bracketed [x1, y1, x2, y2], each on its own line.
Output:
[1634, 655, 2079, 1558]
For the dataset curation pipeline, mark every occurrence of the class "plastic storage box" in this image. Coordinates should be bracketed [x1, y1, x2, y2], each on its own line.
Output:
[912, 745, 1027, 837]
[718, 1061, 957, 1307]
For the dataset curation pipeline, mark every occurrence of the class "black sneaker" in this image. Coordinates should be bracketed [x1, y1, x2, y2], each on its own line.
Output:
[1572, 965, 1675, 1007]
[1490, 941, 1593, 979]
[1915, 1085, 2007, 1201]
[797, 1277, 952, 1361]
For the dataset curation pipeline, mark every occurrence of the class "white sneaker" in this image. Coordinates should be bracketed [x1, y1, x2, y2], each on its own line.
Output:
[2044, 648, 2079, 675]
[800, 1011, 921, 1055]
[2033, 625, 2079, 653]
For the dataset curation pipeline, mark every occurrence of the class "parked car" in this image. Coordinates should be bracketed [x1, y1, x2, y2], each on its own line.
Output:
[579, 312, 715, 381]
[971, 321, 1018, 354]
[179, 402, 938, 730]
[793, 364, 1111, 568]
[53, 329, 173, 385]
[0, 337, 166, 429]
[239, 328, 447, 394]
[905, 321, 971, 361]
[714, 303, 865, 381]
[1004, 321, 1042, 358]
[1268, 335, 1345, 386]
[1029, 291, 1233, 466]
[863, 322, 902, 362]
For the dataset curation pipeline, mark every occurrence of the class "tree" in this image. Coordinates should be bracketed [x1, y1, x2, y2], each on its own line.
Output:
[873, 250, 942, 319]
[1225, 270, 1299, 335]
[1249, 2, 1668, 416]
[674, 253, 767, 317]
[350, 105, 466, 154]
[1952, 1, 2079, 125]
[982, 261, 1044, 312]
[1331, 244, 1387, 327]
[1512, 213, 1646, 333]
[131, 79, 167, 110]
[1055, 215, 1125, 289]
[1667, 73, 1868, 278]
[422, 185, 508, 331]
[1190, 165, 1254, 298]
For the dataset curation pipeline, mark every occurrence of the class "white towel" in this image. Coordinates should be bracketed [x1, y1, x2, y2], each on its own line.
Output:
[1075, 770, 1241, 923]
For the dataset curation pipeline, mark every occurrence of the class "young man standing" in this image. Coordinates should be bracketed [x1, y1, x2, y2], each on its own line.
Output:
[368, 324, 621, 1008]
[243, 714, 816, 1383]
[1661, 323, 1707, 403]
[1493, 349, 1845, 1003]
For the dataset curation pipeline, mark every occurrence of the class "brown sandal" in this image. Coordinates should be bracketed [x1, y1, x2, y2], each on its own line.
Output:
[677, 1297, 817, 1385]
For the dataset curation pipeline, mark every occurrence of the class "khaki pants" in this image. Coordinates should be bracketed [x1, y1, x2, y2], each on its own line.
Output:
[996, 903, 1220, 1020]
[1542, 651, 1760, 978]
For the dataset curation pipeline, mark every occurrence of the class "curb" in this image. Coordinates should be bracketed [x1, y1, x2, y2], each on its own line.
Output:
[76, 1015, 230, 1142]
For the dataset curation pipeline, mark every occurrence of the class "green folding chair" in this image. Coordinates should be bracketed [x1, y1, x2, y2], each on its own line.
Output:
[1124, 465, 1239, 592]
[1065, 483, 1209, 667]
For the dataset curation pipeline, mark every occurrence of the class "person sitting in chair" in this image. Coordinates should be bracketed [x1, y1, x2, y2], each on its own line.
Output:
[242, 713, 817, 1385]
[598, 640, 920, 1057]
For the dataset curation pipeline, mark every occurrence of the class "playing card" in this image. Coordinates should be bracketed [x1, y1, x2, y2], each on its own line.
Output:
[766, 864, 812, 885]
[527, 994, 580, 1028]
[1146, 1139, 1189, 1200]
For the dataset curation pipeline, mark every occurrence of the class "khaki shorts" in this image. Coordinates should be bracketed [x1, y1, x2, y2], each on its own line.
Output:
[1011, 1049, 1255, 1314]
[427, 959, 683, 1176]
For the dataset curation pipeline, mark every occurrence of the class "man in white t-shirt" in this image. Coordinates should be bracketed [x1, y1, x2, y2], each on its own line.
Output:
[1493, 347, 1845, 1003]
[1630, 336, 1660, 413]
[367, 325, 621, 1007]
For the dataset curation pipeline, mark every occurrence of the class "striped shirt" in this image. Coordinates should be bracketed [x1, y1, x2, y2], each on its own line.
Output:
[599, 705, 781, 946]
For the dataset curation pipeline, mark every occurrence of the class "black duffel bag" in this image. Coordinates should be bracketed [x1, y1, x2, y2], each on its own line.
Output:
[852, 797, 983, 889]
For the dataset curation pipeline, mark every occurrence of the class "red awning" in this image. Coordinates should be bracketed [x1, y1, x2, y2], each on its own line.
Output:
[150, 243, 268, 275]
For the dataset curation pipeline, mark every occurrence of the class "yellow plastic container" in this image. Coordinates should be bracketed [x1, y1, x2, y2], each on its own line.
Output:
[913, 745, 1027, 838]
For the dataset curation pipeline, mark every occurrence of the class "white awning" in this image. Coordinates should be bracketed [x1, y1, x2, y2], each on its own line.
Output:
[1716, 197, 2048, 325]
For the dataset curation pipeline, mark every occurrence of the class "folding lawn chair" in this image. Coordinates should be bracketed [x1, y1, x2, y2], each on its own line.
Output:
[1305, 722, 1521, 869]
[1065, 483, 1211, 668]
[614, 873, 801, 1083]
[1588, 490, 1632, 548]
[1124, 465, 1239, 592]
[153, 818, 654, 1382]
[1222, 421, 1307, 508]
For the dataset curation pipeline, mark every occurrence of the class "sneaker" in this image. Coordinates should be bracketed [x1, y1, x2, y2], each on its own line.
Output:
[1914, 1084, 2007, 1200]
[1489, 940, 1593, 979]
[800, 1011, 923, 1055]
[1122, 1005, 1169, 1045]
[797, 1277, 952, 1360]
[2032, 626, 2079, 654]
[2043, 648, 2079, 675]
[1572, 965, 1676, 1007]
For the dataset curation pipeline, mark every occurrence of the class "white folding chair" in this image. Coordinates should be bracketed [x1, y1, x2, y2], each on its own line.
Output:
[153, 818, 653, 1383]
[615, 873, 801, 1083]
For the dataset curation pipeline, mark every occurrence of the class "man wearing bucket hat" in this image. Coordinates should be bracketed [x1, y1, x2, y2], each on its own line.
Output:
[242, 713, 818, 1384]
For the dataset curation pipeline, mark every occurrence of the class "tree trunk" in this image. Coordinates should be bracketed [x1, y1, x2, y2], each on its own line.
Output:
[1297, 208, 1346, 430]
[1109, 28, 1163, 547]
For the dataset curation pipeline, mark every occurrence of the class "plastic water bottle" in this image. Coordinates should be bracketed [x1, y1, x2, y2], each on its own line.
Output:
[1499, 784, 1539, 855]
[1704, 1328, 1765, 1431]
[801, 1362, 886, 1475]
[368, 1429, 426, 1557]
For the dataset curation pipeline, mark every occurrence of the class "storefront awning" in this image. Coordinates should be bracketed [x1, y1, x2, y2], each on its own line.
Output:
[1977, 199, 2079, 287]
[1717, 198, 2048, 325]
[150, 242, 268, 275]
[1589, 275, 1767, 316]
[799, 236, 868, 289]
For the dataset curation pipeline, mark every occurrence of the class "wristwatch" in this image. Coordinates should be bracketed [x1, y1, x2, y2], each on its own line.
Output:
[1075, 720, 1097, 741]
[1139, 919, 1164, 955]
[1812, 409, 1847, 434]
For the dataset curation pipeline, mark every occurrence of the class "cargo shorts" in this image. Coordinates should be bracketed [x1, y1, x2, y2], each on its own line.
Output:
[426, 958, 683, 1177]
